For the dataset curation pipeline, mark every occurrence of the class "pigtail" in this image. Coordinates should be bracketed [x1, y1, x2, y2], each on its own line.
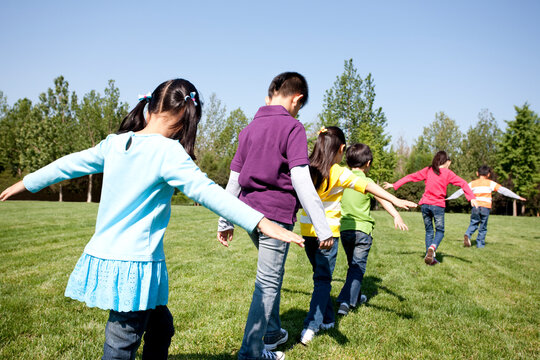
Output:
[117, 99, 148, 134]
[309, 126, 346, 191]
[430, 151, 449, 176]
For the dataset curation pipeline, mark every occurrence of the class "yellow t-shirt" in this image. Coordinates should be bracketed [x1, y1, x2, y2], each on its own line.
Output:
[299, 164, 368, 237]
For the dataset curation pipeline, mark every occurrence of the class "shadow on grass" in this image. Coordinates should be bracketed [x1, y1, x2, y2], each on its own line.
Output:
[169, 354, 236, 360]
[435, 252, 472, 264]
[358, 276, 414, 319]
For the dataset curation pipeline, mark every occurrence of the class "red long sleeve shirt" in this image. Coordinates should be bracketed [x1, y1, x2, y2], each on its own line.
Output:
[393, 167, 475, 208]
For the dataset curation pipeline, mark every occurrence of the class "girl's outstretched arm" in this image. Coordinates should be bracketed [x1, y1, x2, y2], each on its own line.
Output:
[366, 182, 417, 210]
[374, 196, 409, 231]
[257, 217, 304, 248]
[0, 181, 27, 201]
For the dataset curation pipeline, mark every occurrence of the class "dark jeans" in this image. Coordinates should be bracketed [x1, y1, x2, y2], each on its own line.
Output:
[337, 230, 373, 307]
[102, 305, 174, 360]
[421, 204, 445, 253]
[465, 206, 491, 248]
[303, 236, 339, 331]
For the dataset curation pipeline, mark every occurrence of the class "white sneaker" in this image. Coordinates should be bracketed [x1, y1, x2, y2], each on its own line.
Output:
[300, 328, 316, 345]
[320, 322, 335, 330]
[359, 294, 367, 305]
[261, 348, 285, 360]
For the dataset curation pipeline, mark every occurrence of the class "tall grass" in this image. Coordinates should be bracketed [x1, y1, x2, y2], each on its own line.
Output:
[0, 201, 538, 359]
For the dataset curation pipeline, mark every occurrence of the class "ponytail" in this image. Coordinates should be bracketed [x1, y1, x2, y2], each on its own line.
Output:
[309, 126, 346, 190]
[430, 150, 450, 176]
[117, 99, 148, 134]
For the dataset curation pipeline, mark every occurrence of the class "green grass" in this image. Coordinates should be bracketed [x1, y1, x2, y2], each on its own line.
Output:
[0, 202, 539, 359]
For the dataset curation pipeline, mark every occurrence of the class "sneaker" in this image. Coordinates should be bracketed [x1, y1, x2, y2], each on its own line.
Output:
[261, 349, 285, 360]
[300, 328, 316, 345]
[429, 258, 440, 266]
[338, 303, 350, 316]
[320, 322, 335, 330]
[464, 234, 471, 247]
[264, 328, 288, 350]
[359, 294, 368, 305]
[424, 247, 435, 265]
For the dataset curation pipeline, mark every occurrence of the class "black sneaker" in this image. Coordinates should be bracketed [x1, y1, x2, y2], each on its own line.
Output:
[264, 328, 288, 350]
[338, 303, 350, 316]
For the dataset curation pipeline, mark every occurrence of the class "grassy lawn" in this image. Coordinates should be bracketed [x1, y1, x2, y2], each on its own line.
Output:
[0, 201, 539, 359]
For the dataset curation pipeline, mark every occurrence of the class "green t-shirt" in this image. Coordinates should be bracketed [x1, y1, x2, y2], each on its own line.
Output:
[340, 170, 376, 234]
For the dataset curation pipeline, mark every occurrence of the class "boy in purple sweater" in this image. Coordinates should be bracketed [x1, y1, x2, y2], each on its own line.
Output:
[217, 72, 333, 360]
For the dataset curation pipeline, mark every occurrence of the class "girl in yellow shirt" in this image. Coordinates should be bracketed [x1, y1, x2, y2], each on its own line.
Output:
[298, 126, 416, 345]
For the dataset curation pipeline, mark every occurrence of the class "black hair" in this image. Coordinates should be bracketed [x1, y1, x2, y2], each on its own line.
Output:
[346, 143, 373, 169]
[267, 72, 309, 108]
[478, 165, 491, 176]
[117, 79, 202, 159]
[430, 150, 450, 176]
[309, 126, 346, 190]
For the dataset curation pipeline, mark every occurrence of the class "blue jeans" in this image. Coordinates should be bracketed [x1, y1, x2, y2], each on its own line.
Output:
[337, 230, 372, 307]
[102, 305, 174, 360]
[421, 204, 445, 253]
[238, 221, 292, 360]
[465, 206, 491, 248]
[303, 236, 339, 331]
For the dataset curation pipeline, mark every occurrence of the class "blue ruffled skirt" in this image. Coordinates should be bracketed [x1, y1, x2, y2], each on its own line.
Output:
[65, 253, 169, 312]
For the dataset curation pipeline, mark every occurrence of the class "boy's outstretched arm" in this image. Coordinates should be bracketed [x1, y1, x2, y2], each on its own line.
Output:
[291, 165, 334, 249]
[366, 182, 417, 210]
[0, 180, 27, 201]
[374, 196, 408, 231]
[217, 171, 241, 247]
[446, 188, 464, 200]
[497, 186, 526, 201]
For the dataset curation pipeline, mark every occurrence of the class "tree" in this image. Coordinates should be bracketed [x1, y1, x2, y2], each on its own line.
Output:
[421, 111, 462, 157]
[318, 59, 394, 181]
[22, 76, 78, 201]
[457, 109, 501, 180]
[495, 103, 540, 215]
[76, 80, 128, 202]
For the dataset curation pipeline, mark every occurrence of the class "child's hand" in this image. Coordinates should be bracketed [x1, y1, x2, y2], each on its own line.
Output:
[470, 199, 479, 208]
[394, 216, 409, 231]
[394, 198, 417, 210]
[519, 197, 527, 201]
[382, 182, 394, 190]
[319, 237, 334, 249]
[257, 217, 304, 248]
[217, 229, 234, 247]
[0, 181, 27, 201]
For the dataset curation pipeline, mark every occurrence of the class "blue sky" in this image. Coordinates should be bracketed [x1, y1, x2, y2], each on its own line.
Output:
[1, 0, 539, 146]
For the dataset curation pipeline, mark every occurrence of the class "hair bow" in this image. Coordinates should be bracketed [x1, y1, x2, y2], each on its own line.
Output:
[318, 126, 328, 135]
[138, 92, 152, 102]
[185, 91, 198, 106]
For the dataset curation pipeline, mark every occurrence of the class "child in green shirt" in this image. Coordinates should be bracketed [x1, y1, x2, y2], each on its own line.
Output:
[337, 143, 409, 316]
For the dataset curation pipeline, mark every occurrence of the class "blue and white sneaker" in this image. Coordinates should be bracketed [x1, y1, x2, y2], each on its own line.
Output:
[264, 328, 288, 350]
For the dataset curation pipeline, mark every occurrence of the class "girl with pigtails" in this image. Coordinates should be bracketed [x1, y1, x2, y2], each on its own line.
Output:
[0, 78, 303, 359]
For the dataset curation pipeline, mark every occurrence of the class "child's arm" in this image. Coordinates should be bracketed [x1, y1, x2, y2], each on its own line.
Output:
[374, 196, 409, 231]
[366, 182, 417, 210]
[497, 186, 526, 201]
[291, 165, 334, 249]
[0, 180, 27, 201]
[448, 172, 478, 207]
[446, 188, 464, 200]
[383, 168, 428, 191]
[217, 171, 241, 247]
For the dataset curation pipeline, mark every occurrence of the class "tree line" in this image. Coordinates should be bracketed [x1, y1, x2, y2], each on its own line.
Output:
[1, 60, 538, 215]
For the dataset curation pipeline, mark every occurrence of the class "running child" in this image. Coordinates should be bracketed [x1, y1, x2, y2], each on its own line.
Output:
[298, 127, 416, 345]
[0, 79, 304, 360]
[447, 165, 526, 248]
[336, 143, 409, 317]
[383, 151, 478, 265]
[217, 72, 333, 360]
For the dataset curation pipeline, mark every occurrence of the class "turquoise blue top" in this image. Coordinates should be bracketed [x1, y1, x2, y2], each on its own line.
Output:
[23, 132, 264, 312]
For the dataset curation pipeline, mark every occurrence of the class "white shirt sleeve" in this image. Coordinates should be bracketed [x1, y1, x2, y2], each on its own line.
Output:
[217, 171, 241, 232]
[291, 165, 333, 240]
[497, 186, 523, 200]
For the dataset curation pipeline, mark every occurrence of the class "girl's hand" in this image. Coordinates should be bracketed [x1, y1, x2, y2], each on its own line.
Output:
[382, 182, 394, 190]
[318, 237, 334, 250]
[394, 216, 409, 231]
[257, 217, 304, 248]
[394, 198, 417, 210]
[0, 181, 27, 201]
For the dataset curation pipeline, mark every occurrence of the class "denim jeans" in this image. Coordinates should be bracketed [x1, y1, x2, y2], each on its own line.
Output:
[465, 206, 491, 248]
[102, 305, 174, 360]
[337, 230, 372, 307]
[302, 236, 339, 331]
[421, 204, 445, 253]
[238, 221, 293, 360]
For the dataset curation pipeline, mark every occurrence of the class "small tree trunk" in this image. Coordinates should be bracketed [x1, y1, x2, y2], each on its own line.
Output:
[59, 183, 63, 202]
[87, 174, 93, 203]
[521, 203, 525, 216]
[512, 199, 517, 217]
